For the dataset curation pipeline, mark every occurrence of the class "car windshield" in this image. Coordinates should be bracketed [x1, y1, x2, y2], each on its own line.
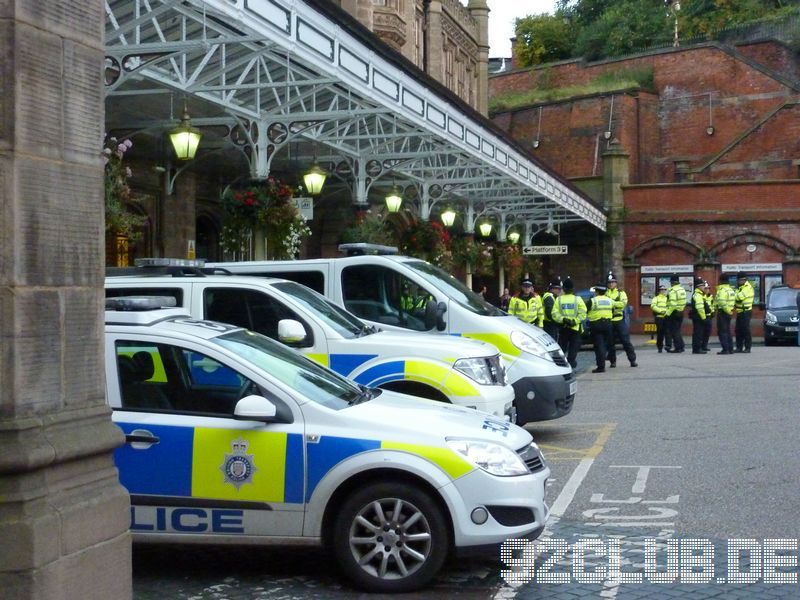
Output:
[272, 281, 371, 338]
[404, 260, 504, 316]
[768, 288, 799, 310]
[212, 329, 366, 410]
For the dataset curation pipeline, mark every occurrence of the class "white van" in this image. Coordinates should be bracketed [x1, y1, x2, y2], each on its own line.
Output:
[106, 266, 514, 419]
[210, 245, 576, 424]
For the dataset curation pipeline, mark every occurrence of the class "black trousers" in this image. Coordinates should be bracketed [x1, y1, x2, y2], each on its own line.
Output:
[702, 316, 713, 350]
[558, 327, 581, 369]
[654, 316, 671, 350]
[543, 320, 559, 344]
[691, 315, 707, 352]
[735, 310, 752, 351]
[607, 319, 636, 364]
[668, 312, 685, 351]
[590, 320, 612, 370]
[717, 312, 733, 353]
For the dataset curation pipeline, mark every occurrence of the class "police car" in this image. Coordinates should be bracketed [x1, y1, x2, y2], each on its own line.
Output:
[106, 261, 514, 420]
[105, 297, 550, 592]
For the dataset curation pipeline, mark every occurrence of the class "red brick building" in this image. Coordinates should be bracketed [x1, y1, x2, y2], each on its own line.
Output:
[489, 40, 800, 335]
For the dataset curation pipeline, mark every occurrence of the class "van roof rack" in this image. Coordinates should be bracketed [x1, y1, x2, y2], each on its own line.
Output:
[338, 243, 398, 256]
[106, 258, 232, 278]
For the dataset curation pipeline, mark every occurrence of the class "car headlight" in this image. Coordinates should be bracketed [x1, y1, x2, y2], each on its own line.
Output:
[510, 330, 550, 360]
[765, 311, 777, 324]
[454, 357, 494, 385]
[447, 439, 529, 477]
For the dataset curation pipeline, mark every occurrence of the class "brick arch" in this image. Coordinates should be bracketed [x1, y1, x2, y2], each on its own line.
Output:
[627, 235, 705, 263]
[708, 231, 795, 260]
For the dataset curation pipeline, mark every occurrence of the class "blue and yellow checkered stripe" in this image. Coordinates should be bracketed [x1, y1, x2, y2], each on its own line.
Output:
[115, 425, 474, 505]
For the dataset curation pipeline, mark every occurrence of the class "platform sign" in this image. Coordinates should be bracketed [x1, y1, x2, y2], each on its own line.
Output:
[522, 245, 568, 255]
[293, 197, 314, 220]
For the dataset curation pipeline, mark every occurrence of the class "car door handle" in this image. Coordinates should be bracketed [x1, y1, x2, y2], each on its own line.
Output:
[125, 430, 160, 446]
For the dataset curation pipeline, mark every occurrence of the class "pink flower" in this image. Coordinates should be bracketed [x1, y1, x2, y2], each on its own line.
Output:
[123, 139, 133, 149]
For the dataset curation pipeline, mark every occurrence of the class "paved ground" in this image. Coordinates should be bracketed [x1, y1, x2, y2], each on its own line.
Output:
[133, 334, 800, 599]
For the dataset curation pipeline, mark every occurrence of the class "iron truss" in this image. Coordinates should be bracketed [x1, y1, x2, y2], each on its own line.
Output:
[105, 0, 606, 235]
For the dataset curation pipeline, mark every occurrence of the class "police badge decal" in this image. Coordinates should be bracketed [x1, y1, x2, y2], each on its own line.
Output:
[220, 438, 258, 490]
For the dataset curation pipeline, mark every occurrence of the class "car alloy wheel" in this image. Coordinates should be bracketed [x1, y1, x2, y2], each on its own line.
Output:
[332, 482, 448, 592]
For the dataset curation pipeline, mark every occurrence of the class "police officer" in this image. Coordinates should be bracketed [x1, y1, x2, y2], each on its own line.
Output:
[734, 273, 754, 353]
[691, 276, 709, 354]
[508, 278, 542, 326]
[665, 274, 686, 352]
[552, 277, 586, 368]
[702, 280, 714, 352]
[714, 277, 735, 354]
[542, 279, 562, 342]
[586, 284, 614, 373]
[606, 272, 637, 367]
[651, 284, 670, 352]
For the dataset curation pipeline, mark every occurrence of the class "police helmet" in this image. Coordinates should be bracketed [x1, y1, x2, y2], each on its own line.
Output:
[607, 271, 617, 283]
[549, 279, 562, 289]
[670, 274, 680, 284]
[562, 277, 574, 292]
[521, 278, 534, 287]
[594, 284, 607, 294]
[694, 276, 705, 287]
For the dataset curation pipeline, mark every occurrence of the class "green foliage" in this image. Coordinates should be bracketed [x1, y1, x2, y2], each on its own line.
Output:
[514, 14, 575, 67]
[489, 66, 654, 114]
[339, 208, 396, 245]
[574, 0, 672, 60]
[221, 179, 310, 259]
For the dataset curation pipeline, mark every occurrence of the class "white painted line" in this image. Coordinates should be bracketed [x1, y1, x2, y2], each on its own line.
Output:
[550, 455, 596, 518]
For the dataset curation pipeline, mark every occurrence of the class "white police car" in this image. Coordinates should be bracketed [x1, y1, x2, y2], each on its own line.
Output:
[105, 297, 550, 592]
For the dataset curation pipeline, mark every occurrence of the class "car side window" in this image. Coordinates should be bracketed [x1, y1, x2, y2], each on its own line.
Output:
[204, 288, 313, 346]
[115, 340, 258, 416]
[341, 265, 433, 331]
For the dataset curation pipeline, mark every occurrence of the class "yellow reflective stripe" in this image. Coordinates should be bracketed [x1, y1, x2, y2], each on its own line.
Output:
[192, 428, 287, 502]
[381, 441, 474, 479]
[118, 348, 167, 382]
[404, 360, 478, 398]
[462, 333, 521, 357]
[304, 353, 330, 368]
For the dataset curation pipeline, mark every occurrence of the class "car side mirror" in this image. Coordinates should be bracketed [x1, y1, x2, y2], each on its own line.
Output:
[278, 319, 307, 345]
[234, 395, 277, 422]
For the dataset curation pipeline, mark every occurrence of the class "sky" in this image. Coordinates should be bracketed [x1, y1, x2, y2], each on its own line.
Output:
[485, 0, 557, 57]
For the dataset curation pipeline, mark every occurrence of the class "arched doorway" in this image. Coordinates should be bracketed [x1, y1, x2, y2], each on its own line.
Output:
[196, 214, 221, 261]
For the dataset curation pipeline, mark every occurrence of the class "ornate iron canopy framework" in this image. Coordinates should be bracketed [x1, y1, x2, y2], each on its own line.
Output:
[105, 0, 606, 237]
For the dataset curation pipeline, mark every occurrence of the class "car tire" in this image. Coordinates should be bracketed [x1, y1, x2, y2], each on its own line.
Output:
[332, 481, 450, 593]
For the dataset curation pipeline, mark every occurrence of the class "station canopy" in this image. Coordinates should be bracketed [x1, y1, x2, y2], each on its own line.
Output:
[105, 0, 606, 238]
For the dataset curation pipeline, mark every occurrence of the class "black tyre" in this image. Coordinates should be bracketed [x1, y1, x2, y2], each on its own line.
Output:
[331, 481, 450, 593]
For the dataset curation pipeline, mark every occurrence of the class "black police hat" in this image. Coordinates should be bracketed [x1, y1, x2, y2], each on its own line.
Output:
[521, 278, 534, 287]
[694, 276, 705, 287]
[562, 277, 574, 291]
[670, 274, 680, 283]
[607, 270, 617, 283]
[594, 284, 607, 293]
[737, 272, 749, 280]
[549, 280, 562, 289]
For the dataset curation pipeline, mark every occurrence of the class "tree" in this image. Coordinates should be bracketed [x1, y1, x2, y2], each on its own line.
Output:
[514, 13, 575, 67]
[574, 0, 673, 59]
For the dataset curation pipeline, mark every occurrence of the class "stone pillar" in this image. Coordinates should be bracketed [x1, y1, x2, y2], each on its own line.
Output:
[0, 1, 131, 598]
[425, 1, 444, 83]
[467, 0, 490, 116]
[601, 139, 629, 283]
[163, 171, 197, 259]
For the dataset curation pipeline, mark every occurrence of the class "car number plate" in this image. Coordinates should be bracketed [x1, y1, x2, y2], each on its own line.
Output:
[569, 381, 577, 396]
[786, 326, 798, 332]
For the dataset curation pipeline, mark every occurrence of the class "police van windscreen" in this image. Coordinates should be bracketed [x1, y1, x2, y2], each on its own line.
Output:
[273, 281, 368, 338]
[768, 287, 798, 310]
[405, 261, 504, 316]
[213, 330, 361, 410]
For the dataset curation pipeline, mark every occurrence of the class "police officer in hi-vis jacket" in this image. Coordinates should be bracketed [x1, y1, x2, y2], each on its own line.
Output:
[651, 284, 671, 352]
[586, 284, 614, 373]
[665, 274, 687, 353]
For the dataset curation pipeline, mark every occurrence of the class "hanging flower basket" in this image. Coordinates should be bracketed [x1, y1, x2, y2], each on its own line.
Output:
[399, 217, 452, 268]
[221, 178, 311, 259]
[103, 136, 147, 241]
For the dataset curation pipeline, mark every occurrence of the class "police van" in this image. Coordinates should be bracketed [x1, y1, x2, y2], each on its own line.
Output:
[209, 245, 577, 425]
[105, 297, 550, 592]
[106, 261, 514, 420]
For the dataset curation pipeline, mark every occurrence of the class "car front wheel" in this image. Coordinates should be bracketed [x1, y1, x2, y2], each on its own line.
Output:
[332, 481, 450, 592]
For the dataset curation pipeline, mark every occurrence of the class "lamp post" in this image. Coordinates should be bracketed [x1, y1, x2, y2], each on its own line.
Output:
[508, 230, 520, 244]
[385, 186, 403, 213]
[169, 103, 202, 160]
[479, 221, 492, 237]
[303, 162, 327, 195]
[441, 208, 456, 227]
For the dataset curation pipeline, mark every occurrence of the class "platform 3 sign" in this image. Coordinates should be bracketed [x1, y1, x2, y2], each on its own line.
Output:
[522, 245, 568, 255]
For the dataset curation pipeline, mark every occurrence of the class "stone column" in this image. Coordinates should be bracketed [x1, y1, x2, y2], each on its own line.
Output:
[467, 0, 490, 116]
[163, 171, 197, 259]
[601, 139, 629, 282]
[0, 1, 131, 598]
[425, 1, 444, 83]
